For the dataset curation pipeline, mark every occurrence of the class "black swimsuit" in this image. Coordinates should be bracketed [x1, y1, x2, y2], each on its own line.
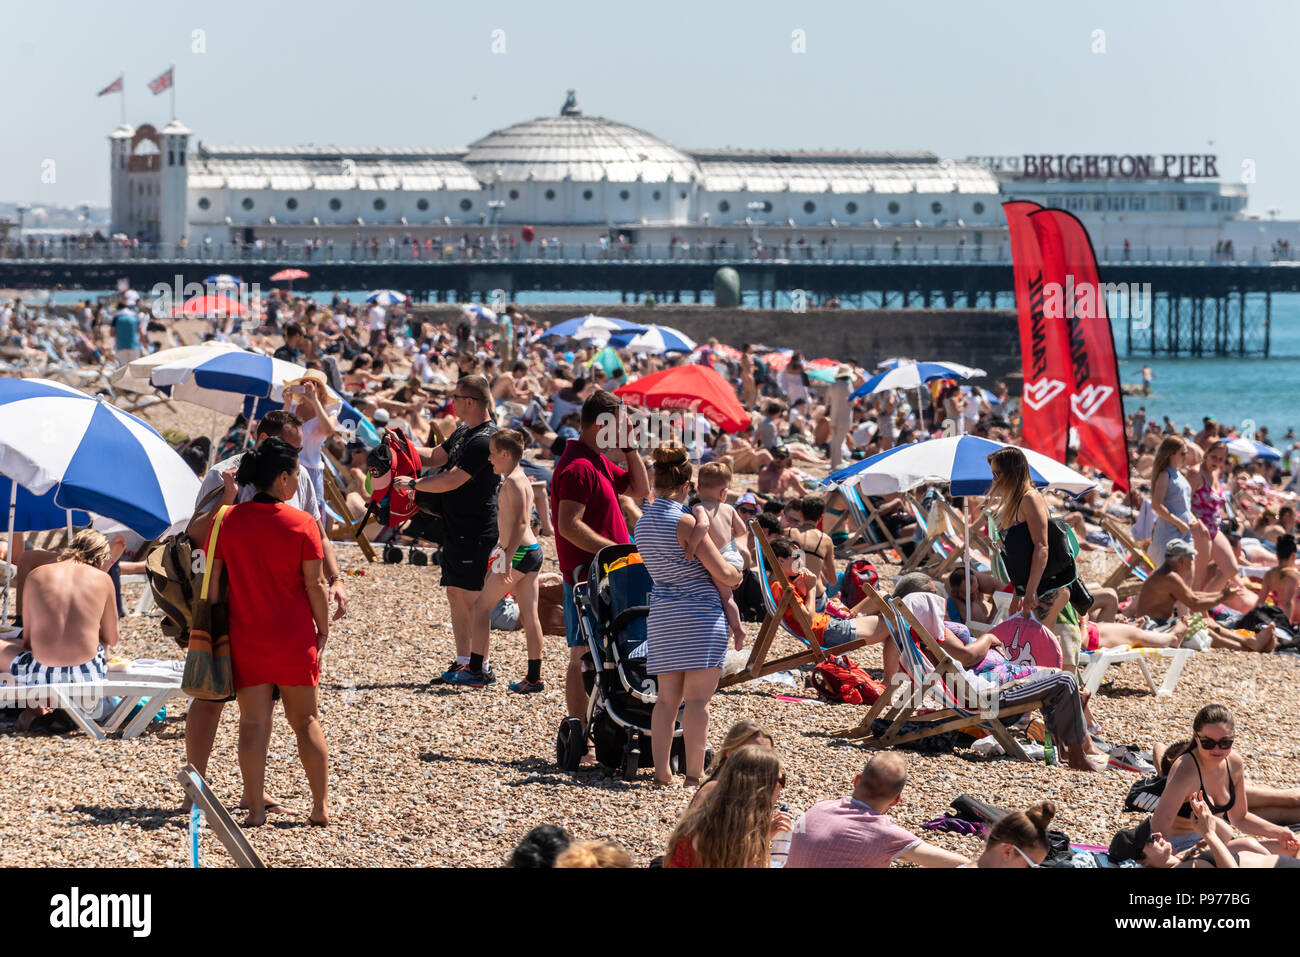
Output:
[1176, 750, 1237, 819]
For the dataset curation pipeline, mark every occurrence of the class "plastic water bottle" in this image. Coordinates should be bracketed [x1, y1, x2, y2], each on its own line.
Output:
[770, 803, 792, 867]
[1043, 727, 1058, 766]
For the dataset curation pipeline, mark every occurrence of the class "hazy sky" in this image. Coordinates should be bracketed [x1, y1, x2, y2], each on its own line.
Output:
[4, 0, 1298, 216]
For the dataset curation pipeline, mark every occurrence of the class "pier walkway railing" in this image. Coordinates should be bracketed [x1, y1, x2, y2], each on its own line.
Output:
[2, 238, 1298, 267]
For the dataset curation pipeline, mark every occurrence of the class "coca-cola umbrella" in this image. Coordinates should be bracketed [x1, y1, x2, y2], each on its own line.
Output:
[614, 364, 749, 433]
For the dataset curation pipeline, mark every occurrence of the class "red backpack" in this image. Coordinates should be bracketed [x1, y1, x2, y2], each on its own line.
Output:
[810, 655, 885, 705]
[839, 559, 879, 609]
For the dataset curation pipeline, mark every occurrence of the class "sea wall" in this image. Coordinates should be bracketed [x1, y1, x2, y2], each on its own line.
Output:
[410, 304, 1021, 383]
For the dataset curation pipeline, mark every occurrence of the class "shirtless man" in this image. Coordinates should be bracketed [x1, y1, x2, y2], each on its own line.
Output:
[758, 446, 806, 498]
[1129, 539, 1275, 652]
[1258, 533, 1299, 624]
[1, 531, 119, 731]
[457, 429, 546, 692]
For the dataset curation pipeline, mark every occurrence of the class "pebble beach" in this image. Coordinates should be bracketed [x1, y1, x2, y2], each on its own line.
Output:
[2, 429, 1296, 868]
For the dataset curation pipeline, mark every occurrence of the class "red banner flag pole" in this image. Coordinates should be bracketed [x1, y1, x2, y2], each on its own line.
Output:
[1031, 208, 1131, 492]
[1003, 201, 1071, 461]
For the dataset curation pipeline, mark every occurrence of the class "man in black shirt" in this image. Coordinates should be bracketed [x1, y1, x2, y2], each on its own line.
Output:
[397, 374, 500, 683]
[273, 322, 307, 365]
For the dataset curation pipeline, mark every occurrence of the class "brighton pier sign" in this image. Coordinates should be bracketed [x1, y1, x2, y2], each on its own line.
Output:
[967, 154, 1219, 181]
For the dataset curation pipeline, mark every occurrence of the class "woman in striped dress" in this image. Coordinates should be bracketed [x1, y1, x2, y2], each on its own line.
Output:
[636, 445, 744, 787]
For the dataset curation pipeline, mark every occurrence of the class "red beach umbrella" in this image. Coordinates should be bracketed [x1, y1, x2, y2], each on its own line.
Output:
[270, 268, 309, 282]
[174, 293, 248, 318]
[614, 364, 750, 433]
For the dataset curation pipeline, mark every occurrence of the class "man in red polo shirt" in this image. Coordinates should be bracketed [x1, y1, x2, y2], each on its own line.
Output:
[551, 390, 649, 751]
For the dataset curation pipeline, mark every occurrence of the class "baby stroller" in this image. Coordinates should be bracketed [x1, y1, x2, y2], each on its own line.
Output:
[556, 543, 693, 780]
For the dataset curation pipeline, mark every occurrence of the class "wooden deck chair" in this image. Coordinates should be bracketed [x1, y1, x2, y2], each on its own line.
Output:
[718, 523, 870, 689]
[1079, 644, 1193, 698]
[833, 484, 904, 560]
[903, 495, 971, 577]
[832, 579, 1042, 760]
[322, 449, 376, 563]
[1100, 516, 1155, 597]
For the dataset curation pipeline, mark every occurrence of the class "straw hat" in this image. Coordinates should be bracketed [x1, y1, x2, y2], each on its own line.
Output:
[288, 369, 329, 391]
[835, 363, 854, 380]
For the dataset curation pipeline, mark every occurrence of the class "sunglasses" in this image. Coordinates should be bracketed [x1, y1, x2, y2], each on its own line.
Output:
[738, 506, 758, 515]
[1197, 736, 1234, 751]
[1007, 843, 1040, 868]
[450, 393, 479, 402]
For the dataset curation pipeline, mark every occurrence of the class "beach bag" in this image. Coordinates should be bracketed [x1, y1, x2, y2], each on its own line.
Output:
[490, 595, 520, 631]
[990, 615, 1063, 670]
[734, 570, 766, 622]
[810, 655, 884, 705]
[146, 485, 223, 649]
[181, 506, 234, 701]
[1124, 774, 1167, 813]
[538, 574, 568, 636]
[839, 559, 879, 609]
[999, 518, 1078, 596]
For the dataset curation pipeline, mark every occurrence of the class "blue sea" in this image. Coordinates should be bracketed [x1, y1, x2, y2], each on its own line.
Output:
[39, 287, 1300, 439]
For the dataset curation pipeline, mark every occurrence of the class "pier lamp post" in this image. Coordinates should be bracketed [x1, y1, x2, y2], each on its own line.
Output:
[15, 203, 29, 242]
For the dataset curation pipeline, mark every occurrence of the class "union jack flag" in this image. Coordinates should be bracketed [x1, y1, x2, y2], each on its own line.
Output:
[97, 75, 123, 96]
[148, 67, 173, 94]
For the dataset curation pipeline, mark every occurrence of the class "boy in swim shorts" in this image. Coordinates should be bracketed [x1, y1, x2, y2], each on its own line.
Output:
[458, 430, 546, 692]
[685, 462, 748, 646]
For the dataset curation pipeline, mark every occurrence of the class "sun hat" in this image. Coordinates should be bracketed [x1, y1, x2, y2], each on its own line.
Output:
[736, 491, 758, 507]
[835, 363, 854, 380]
[288, 368, 329, 390]
[1165, 538, 1196, 560]
[373, 408, 391, 425]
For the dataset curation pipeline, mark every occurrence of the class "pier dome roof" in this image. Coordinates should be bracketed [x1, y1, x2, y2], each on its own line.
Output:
[463, 91, 701, 184]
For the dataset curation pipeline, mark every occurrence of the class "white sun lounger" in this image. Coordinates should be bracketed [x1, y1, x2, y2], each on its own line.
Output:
[0, 669, 187, 740]
[1078, 644, 1193, 698]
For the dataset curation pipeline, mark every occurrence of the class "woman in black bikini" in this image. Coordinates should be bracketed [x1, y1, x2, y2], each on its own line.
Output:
[1150, 704, 1300, 857]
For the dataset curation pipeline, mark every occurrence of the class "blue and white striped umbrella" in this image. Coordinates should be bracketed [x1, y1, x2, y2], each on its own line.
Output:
[149, 349, 311, 412]
[823, 435, 1096, 498]
[0, 475, 91, 533]
[1227, 437, 1282, 462]
[536, 315, 644, 341]
[366, 289, 407, 305]
[617, 324, 698, 355]
[0, 378, 200, 539]
[203, 274, 242, 288]
[461, 304, 498, 322]
[851, 361, 987, 399]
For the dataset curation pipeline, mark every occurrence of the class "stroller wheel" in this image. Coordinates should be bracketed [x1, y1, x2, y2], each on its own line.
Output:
[555, 717, 584, 772]
[668, 736, 688, 775]
[383, 544, 403, 564]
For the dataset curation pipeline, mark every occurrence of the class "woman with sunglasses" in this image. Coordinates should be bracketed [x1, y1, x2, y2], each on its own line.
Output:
[1150, 704, 1300, 857]
[975, 801, 1055, 868]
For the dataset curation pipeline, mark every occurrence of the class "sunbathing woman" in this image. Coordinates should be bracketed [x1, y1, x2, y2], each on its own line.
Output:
[1149, 704, 1300, 857]
[1154, 738, 1300, 827]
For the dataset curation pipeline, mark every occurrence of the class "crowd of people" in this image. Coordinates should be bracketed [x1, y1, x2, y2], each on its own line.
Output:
[3, 281, 1299, 867]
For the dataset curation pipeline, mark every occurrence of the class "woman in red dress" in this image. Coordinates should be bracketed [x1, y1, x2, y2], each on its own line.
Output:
[216, 437, 332, 826]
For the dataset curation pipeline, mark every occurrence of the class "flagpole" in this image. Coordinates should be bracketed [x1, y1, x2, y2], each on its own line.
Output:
[120, 71, 126, 125]
[169, 62, 176, 121]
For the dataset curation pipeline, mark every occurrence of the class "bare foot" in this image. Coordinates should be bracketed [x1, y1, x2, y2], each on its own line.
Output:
[1253, 624, 1277, 653]
[238, 795, 299, 817]
[243, 811, 267, 828]
[579, 747, 599, 767]
[308, 809, 329, 826]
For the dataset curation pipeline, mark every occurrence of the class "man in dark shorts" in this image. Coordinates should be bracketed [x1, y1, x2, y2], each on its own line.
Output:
[551, 390, 649, 754]
[397, 374, 501, 682]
